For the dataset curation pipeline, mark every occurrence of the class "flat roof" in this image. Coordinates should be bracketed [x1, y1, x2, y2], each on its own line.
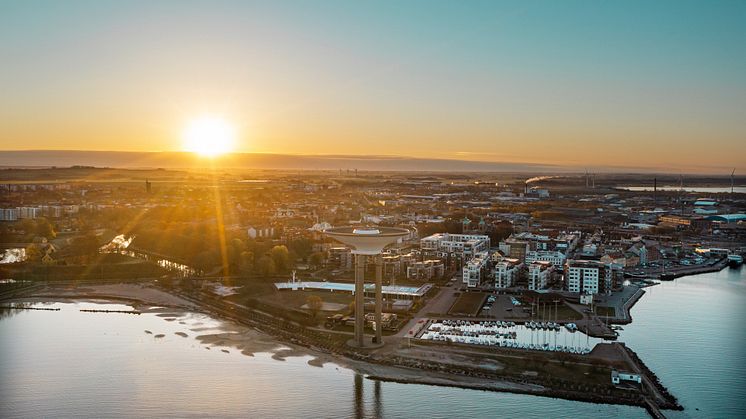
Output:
[274, 281, 432, 297]
[707, 214, 746, 223]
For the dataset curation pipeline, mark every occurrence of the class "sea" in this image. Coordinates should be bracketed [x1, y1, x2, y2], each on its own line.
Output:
[621, 186, 746, 194]
[1, 268, 744, 418]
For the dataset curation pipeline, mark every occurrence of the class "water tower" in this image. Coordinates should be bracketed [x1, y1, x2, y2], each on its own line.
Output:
[324, 226, 409, 348]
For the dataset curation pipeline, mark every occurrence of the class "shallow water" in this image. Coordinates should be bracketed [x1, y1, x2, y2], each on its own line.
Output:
[1, 268, 744, 418]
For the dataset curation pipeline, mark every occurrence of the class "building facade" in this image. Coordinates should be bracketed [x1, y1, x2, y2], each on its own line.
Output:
[565, 260, 623, 295]
[420, 233, 490, 258]
[462, 251, 489, 288]
[494, 258, 522, 288]
[528, 261, 553, 291]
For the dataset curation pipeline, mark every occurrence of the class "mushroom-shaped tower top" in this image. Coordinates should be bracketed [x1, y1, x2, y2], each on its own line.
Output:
[324, 226, 409, 255]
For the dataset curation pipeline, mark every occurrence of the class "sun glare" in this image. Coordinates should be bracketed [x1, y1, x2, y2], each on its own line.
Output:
[182, 116, 236, 157]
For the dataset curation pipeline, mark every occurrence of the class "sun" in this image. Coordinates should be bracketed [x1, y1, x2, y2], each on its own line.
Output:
[182, 116, 236, 157]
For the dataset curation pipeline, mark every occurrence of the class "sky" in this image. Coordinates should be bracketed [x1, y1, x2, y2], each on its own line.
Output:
[1, 0, 745, 172]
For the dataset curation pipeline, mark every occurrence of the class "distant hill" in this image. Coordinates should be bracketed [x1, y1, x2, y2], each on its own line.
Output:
[0, 150, 563, 172]
[2, 150, 735, 174]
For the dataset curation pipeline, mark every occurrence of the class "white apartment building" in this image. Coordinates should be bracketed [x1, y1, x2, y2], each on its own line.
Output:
[565, 260, 622, 295]
[247, 226, 274, 239]
[18, 207, 40, 219]
[0, 208, 19, 221]
[462, 251, 489, 288]
[407, 260, 445, 280]
[494, 258, 522, 288]
[421, 233, 490, 258]
[525, 250, 566, 267]
[528, 261, 553, 291]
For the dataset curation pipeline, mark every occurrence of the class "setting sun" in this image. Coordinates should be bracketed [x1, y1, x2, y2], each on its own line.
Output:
[182, 116, 236, 157]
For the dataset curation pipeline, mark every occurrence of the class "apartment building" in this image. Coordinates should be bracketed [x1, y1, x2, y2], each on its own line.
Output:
[420, 233, 490, 258]
[565, 260, 623, 295]
[528, 261, 554, 291]
[462, 251, 489, 288]
[494, 258, 522, 288]
[407, 260, 445, 280]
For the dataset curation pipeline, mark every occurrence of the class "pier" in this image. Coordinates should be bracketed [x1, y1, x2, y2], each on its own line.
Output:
[0, 306, 60, 311]
[80, 309, 141, 315]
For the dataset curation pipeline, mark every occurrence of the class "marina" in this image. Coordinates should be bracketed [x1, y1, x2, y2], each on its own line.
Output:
[419, 319, 599, 354]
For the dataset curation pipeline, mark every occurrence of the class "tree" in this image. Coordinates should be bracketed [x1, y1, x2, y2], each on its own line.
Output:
[309, 252, 325, 270]
[69, 233, 99, 263]
[306, 295, 323, 319]
[35, 218, 56, 239]
[20, 219, 35, 236]
[270, 245, 290, 273]
[488, 220, 514, 244]
[228, 238, 245, 269]
[24, 244, 42, 264]
[256, 255, 276, 277]
[193, 250, 219, 274]
[289, 238, 313, 260]
[239, 251, 254, 276]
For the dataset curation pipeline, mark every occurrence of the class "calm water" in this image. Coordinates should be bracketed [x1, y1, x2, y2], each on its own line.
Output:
[1, 269, 744, 418]
[621, 185, 746, 194]
[618, 267, 746, 418]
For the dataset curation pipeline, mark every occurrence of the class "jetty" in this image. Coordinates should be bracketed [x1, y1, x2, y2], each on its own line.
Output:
[0, 306, 60, 311]
[79, 309, 141, 315]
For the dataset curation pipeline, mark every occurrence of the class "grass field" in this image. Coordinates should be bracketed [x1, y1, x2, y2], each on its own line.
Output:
[449, 292, 486, 316]
[260, 289, 353, 310]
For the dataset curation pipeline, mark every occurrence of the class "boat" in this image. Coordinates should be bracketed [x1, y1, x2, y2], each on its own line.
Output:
[728, 254, 743, 268]
[565, 323, 578, 332]
[659, 273, 676, 281]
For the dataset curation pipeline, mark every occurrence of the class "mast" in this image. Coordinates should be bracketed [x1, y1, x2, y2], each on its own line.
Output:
[732, 169, 736, 200]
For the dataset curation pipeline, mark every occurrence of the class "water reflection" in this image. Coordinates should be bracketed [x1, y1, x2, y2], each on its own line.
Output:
[0, 248, 26, 264]
[374, 380, 382, 419]
[0, 301, 32, 320]
[354, 373, 363, 419]
[353, 373, 383, 419]
[0, 301, 649, 418]
[100, 234, 199, 277]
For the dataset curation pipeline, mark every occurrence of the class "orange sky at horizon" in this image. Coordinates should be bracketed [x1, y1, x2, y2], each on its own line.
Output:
[1, 1, 745, 173]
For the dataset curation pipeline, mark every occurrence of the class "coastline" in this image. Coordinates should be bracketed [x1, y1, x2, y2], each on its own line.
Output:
[3, 281, 674, 415]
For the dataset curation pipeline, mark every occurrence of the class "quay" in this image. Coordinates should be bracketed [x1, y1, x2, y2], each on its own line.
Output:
[658, 258, 728, 281]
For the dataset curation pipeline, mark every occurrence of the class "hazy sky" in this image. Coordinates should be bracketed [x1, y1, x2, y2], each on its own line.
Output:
[1, 0, 745, 172]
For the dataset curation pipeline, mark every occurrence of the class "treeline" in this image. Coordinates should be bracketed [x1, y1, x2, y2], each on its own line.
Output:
[131, 220, 320, 276]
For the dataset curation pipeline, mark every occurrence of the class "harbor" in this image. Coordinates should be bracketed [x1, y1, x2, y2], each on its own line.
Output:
[419, 319, 600, 354]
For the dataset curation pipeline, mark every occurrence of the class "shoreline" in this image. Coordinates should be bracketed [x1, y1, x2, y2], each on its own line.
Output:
[3, 282, 673, 416]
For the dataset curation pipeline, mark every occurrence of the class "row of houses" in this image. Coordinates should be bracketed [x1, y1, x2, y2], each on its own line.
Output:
[0, 205, 81, 221]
